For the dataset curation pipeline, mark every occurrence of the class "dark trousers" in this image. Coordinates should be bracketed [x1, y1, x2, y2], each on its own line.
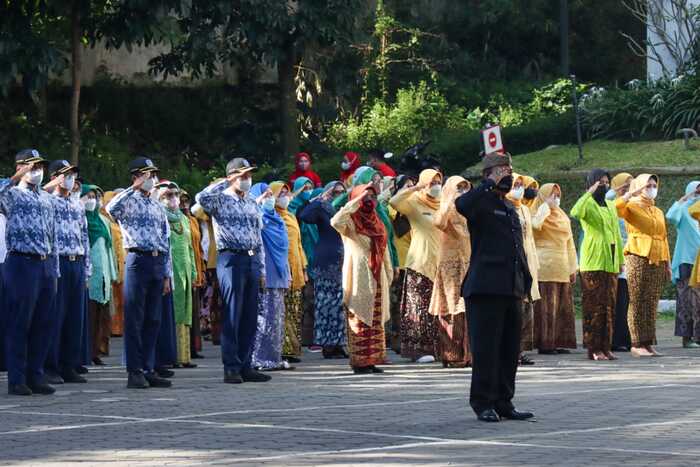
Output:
[4, 253, 57, 386]
[155, 292, 177, 368]
[124, 252, 166, 374]
[466, 295, 522, 414]
[612, 278, 631, 349]
[216, 251, 261, 373]
[46, 257, 86, 374]
[0, 263, 6, 372]
[88, 300, 110, 360]
[190, 287, 202, 354]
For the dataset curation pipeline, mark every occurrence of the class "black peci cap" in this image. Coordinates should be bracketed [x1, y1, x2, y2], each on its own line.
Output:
[15, 149, 47, 165]
[225, 157, 257, 176]
[48, 159, 79, 177]
[128, 156, 159, 174]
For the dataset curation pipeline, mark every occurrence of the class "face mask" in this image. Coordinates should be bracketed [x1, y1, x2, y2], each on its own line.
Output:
[62, 174, 75, 191]
[646, 187, 658, 200]
[341, 161, 351, 171]
[605, 189, 617, 200]
[553, 197, 561, 208]
[27, 169, 43, 186]
[298, 160, 310, 170]
[299, 190, 311, 202]
[167, 197, 180, 210]
[510, 186, 525, 200]
[361, 199, 377, 212]
[142, 177, 155, 192]
[237, 178, 252, 193]
[593, 184, 608, 203]
[262, 198, 276, 211]
[276, 196, 290, 209]
[496, 175, 513, 192]
[524, 187, 538, 200]
[429, 184, 442, 198]
[83, 199, 97, 212]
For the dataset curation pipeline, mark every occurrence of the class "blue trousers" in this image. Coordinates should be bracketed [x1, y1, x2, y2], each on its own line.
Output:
[46, 257, 86, 374]
[216, 251, 261, 373]
[4, 253, 57, 386]
[155, 292, 177, 368]
[0, 263, 6, 372]
[123, 252, 167, 373]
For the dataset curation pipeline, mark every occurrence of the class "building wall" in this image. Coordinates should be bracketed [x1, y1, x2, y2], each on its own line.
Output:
[646, 0, 700, 80]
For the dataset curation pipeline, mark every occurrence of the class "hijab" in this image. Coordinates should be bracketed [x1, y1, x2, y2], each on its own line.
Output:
[315, 181, 343, 216]
[81, 183, 111, 247]
[251, 183, 289, 281]
[350, 184, 387, 283]
[415, 169, 442, 211]
[341, 151, 361, 183]
[289, 152, 322, 187]
[507, 173, 525, 208]
[586, 168, 611, 207]
[436, 176, 470, 232]
[611, 172, 633, 192]
[629, 173, 659, 206]
[531, 183, 573, 238]
[289, 176, 313, 214]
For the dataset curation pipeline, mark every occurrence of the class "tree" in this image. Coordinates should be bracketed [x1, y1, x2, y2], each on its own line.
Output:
[149, 0, 364, 159]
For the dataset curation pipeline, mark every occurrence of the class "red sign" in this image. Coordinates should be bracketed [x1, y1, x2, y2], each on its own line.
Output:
[481, 125, 504, 154]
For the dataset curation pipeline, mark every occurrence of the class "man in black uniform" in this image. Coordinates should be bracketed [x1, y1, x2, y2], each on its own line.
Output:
[455, 153, 534, 423]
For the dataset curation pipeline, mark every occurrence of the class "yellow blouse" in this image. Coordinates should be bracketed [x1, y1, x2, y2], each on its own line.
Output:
[531, 202, 578, 283]
[616, 197, 670, 265]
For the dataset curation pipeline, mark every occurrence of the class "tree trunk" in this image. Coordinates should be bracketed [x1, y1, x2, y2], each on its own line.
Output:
[69, 1, 82, 165]
[278, 41, 300, 159]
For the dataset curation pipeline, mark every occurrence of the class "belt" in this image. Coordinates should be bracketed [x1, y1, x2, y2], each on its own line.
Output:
[60, 254, 83, 262]
[127, 249, 162, 257]
[221, 248, 259, 257]
[10, 251, 48, 261]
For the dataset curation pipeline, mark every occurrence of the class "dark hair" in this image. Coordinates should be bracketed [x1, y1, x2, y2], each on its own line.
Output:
[368, 148, 385, 160]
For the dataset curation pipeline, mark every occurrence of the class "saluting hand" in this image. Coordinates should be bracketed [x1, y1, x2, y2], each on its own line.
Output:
[11, 163, 34, 184]
[587, 181, 600, 195]
[132, 173, 150, 191]
[623, 185, 645, 201]
[43, 174, 65, 192]
[256, 189, 273, 204]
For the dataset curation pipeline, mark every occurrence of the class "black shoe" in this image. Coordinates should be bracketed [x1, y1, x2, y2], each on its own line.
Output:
[369, 366, 384, 374]
[519, 355, 536, 366]
[477, 409, 501, 422]
[92, 357, 106, 366]
[224, 371, 243, 384]
[144, 372, 172, 388]
[45, 371, 64, 385]
[28, 382, 56, 395]
[352, 366, 372, 374]
[497, 409, 535, 421]
[556, 348, 571, 354]
[75, 365, 89, 374]
[127, 372, 149, 389]
[241, 369, 272, 382]
[156, 368, 175, 378]
[8, 384, 32, 396]
[283, 356, 301, 363]
[182, 362, 197, 369]
[537, 349, 557, 355]
[61, 369, 87, 384]
[191, 353, 205, 359]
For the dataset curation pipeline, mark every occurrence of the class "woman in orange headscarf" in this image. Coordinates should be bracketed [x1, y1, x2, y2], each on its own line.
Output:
[428, 176, 472, 367]
[531, 183, 578, 354]
[102, 190, 125, 338]
[331, 184, 392, 373]
[270, 181, 308, 363]
[616, 174, 670, 357]
[390, 168, 442, 363]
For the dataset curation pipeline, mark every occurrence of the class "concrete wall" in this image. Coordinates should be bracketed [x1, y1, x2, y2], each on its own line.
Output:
[646, 0, 700, 80]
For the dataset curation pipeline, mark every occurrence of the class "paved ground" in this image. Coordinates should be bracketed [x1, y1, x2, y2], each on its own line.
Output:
[1, 319, 699, 466]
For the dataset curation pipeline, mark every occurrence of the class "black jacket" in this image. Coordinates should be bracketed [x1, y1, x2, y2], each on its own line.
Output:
[455, 179, 532, 299]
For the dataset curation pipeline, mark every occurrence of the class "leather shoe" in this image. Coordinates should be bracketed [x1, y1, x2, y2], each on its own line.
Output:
[352, 366, 372, 374]
[61, 369, 87, 384]
[127, 372, 149, 389]
[497, 409, 535, 421]
[75, 365, 89, 374]
[28, 382, 55, 395]
[241, 369, 271, 382]
[156, 368, 175, 378]
[477, 409, 501, 422]
[224, 371, 243, 384]
[45, 371, 64, 385]
[191, 353, 205, 359]
[369, 366, 385, 374]
[8, 384, 32, 396]
[145, 372, 172, 388]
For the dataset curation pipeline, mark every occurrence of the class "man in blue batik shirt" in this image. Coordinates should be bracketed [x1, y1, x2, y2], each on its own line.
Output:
[106, 156, 172, 390]
[43, 160, 91, 385]
[195, 157, 270, 385]
[0, 149, 59, 396]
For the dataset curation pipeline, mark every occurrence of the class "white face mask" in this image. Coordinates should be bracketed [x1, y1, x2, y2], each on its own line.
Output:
[262, 198, 276, 211]
[237, 178, 252, 193]
[83, 198, 97, 212]
[166, 197, 180, 210]
[276, 196, 290, 209]
[27, 169, 43, 186]
[341, 161, 351, 171]
[646, 187, 658, 200]
[429, 184, 442, 198]
[142, 177, 155, 192]
[553, 197, 561, 208]
[62, 174, 75, 191]
[510, 186, 525, 200]
[605, 189, 616, 200]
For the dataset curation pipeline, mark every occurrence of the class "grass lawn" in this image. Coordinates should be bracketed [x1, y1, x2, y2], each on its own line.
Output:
[465, 139, 700, 178]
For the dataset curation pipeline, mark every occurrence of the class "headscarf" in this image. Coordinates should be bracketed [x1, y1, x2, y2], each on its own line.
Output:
[521, 175, 540, 208]
[611, 172, 633, 191]
[352, 166, 374, 186]
[629, 173, 659, 206]
[81, 183, 111, 247]
[270, 181, 305, 288]
[289, 176, 313, 215]
[314, 180, 343, 216]
[415, 169, 442, 211]
[506, 173, 525, 208]
[436, 176, 470, 223]
[586, 168, 611, 207]
[289, 152, 322, 188]
[251, 183, 290, 281]
[350, 184, 387, 283]
[531, 183, 573, 238]
[340, 151, 361, 184]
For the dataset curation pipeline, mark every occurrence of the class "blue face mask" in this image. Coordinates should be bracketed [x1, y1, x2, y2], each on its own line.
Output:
[605, 189, 616, 200]
[262, 198, 276, 211]
[299, 190, 311, 202]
